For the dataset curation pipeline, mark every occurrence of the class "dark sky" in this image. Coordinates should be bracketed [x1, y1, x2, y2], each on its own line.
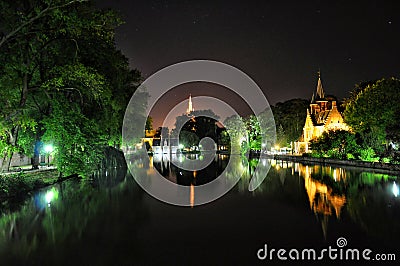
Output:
[96, 0, 399, 126]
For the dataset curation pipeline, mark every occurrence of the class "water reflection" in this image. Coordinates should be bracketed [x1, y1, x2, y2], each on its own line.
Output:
[151, 153, 229, 186]
[0, 168, 148, 265]
[151, 155, 400, 241]
[393, 182, 399, 197]
[268, 159, 400, 241]
[0, 155, 399, 264]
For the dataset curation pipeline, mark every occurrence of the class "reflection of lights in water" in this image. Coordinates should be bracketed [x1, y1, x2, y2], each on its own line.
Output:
[45, 190, 54, 204]
[190, 184, 195, 208]
[149, 156, 154, 167]
[333, 169, 337, 181]
[262, 159, 266, 166]
[153, 153, 162, 162]
[219, 154, 228, 160]
[393, 182, 399, 197]
[44, 188, 59, 207]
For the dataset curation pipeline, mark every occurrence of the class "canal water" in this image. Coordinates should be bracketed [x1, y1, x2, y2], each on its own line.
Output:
[0, 155, 399, 265]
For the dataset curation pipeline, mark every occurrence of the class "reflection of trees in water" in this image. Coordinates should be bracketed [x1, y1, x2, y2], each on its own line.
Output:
[234, 159, 400, 241]
[0, 171, 149, 265]
[293, 163, 399, 241]
[346, 179, 400, 242]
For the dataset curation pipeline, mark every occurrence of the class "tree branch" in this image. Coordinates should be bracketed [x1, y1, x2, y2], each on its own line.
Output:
[0, 0, 89, 49]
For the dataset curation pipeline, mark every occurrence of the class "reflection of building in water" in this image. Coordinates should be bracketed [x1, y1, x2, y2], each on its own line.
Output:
[297, 164, 347, 238]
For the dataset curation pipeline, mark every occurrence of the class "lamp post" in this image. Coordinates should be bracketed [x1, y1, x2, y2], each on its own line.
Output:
[44, 144, 54, 167]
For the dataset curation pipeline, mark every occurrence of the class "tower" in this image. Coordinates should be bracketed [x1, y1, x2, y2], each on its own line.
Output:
[294, 72, 350, 154]
[186, 94, 194, 114]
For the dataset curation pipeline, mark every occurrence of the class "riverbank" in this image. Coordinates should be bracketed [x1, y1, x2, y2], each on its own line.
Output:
[0, 167, 76, 205]
[273, 154, 400, 174]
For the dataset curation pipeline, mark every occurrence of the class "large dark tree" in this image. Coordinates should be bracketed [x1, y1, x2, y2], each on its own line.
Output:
[272, 98, 309, 146]
[0, 0, 141, 175]
[344, 77, 400, 159]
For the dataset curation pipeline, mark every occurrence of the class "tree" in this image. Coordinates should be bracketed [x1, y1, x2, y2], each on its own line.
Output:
[344, 77, 400, 159]
[244, 115, 262, 150]
[310, 130, 359, 159]
[223, 115, 247, 154]
[145, 117, 153, 132]
[0, 0, 141, 174]
[179, 130, 199, 150]
[272, 99, 309, 146]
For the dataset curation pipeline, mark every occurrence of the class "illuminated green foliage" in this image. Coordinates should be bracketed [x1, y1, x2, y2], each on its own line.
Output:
[344, 77, 400, 159]
[310, 130, 358, 159]
[0, 0, 141, 174]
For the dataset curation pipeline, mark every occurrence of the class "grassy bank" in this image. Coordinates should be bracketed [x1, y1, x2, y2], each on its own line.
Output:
[0, 169, 75, 202]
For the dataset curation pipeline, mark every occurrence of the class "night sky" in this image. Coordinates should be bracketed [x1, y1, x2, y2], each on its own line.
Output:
[96, 0, 400, 126]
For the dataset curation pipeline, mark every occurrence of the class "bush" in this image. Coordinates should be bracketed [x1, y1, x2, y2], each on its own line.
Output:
[359, 147, 377, 162]
[346, 153, 356, 160]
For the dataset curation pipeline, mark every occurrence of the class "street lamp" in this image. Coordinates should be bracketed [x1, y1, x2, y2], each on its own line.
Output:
[44, 144, 54, 167]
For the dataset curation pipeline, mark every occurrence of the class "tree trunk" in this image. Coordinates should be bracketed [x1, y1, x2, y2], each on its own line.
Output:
[1, 153, 12, 173]
[1, 126, 20, 172]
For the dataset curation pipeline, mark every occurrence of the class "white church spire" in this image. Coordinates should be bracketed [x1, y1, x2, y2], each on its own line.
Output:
[186, 94, 194, 114]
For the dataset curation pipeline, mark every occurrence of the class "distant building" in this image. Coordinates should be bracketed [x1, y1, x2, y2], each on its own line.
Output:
[186, 94, 194, 114]
[140, 94, 230, 154]
[294, 74, 349, 153]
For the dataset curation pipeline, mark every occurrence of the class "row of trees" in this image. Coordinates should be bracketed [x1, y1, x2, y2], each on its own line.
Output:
[163, 76, 399, 161]
[0, 0, 141, 176]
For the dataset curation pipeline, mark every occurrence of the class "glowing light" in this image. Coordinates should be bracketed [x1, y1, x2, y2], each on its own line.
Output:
[179, 144, 184, 149]
[44, 144, 54, 153]
[44, 188, 59, 207]
[190, 184, 195, 208]
[45, 190, 54, 204]
[393, 182, 399, 197]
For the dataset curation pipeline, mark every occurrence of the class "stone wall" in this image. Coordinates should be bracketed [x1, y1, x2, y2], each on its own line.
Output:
[0, 153, 30, 168]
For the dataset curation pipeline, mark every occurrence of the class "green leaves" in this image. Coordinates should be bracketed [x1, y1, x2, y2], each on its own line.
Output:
[310, 130, 358, 159]
[272, 99, 309, 146]
[344, 77, 400, 157]
[0, 0, 141, 173]
[42, 63, 111, 105]
[42, 98, 105, 177]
